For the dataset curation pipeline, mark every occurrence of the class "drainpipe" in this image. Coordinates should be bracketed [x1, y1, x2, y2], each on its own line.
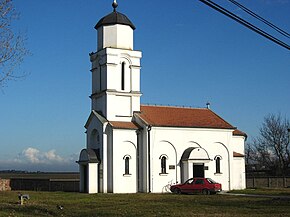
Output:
[147, 125, 152, 193]
[228, 151, 231, 191]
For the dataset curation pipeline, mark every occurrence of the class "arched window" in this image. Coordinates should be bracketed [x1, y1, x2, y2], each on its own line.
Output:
[123, 155, 131, 175]
[160, 155, 168, 174]
[215, 156, 222, 174]
[125, 157, 130, 174]
[121, 62, 125, 90]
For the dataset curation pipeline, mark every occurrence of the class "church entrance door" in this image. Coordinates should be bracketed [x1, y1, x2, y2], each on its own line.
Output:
[84, 165, 88, 193]
[193, 163, 204, 178]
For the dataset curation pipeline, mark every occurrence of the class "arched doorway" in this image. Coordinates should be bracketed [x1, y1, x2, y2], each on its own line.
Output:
[180, 147, 211, 182]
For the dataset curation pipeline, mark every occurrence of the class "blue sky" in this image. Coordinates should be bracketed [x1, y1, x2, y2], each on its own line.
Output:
[0, 0, 289, 172]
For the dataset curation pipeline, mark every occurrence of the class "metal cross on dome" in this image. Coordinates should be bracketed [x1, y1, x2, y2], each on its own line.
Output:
[112, 0, 118, 11]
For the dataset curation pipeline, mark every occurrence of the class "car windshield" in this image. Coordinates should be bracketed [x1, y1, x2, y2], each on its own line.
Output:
[206, 178, 217, 184]
[185, 178, 194, 184]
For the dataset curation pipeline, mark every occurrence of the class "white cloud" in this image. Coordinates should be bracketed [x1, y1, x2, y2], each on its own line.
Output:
[44, 149, 65, 163]
[0, 147, 78, 172]
[23, 147, 41, 163]
[20, 147, 66, 164]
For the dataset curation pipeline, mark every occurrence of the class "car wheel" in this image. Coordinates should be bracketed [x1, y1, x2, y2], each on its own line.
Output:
[202, 189, 210, 195]
[173, 188, 181, 194]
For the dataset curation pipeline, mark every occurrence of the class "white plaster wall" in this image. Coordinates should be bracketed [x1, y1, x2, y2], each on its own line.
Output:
[148, 127, 234, 192]
[88, 163, 98, 194]
[208, 142, 230, 190]
[115, 25, 133, 50]
[231, 136, 246, 190]
[105, 60, 130, 92]
[92, 93, 141, 122]
[232, 136, 245, 154]
[100, 25, 133, 50]
[151, 141, 177, 193]
[131, 96, 140, 114]
[112, 129, 138, 193]
[103, 49, 141, 70]
[232, 158, 246, 189]
[106, 95, 131, 121]
[131, 66, 140, 91]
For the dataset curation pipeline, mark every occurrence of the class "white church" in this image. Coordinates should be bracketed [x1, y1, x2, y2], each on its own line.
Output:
[77, 2, 247, 194]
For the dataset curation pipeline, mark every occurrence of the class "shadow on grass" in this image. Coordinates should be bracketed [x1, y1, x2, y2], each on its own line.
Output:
[1, 202, 60, 217]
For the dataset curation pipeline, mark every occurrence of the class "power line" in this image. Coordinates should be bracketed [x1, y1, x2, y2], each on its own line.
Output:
[227, 0, 290, 38]
[199, 0, 290, 50]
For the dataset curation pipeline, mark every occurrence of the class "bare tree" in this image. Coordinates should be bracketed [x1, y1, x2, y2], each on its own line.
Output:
[0, 0, 29, 87]
[245, 142, 255, 166]
[251, 113, 290, 175]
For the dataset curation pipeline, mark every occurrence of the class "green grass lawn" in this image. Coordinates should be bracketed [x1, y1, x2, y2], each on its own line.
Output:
[0, 190, 290, 217]
[230, 187, 290, 196]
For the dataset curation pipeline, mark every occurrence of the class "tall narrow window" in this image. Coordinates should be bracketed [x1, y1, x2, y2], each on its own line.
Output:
[215, 157, 221, 174]
[125, 156, 130, 175]
[161, 156, 167, 174]
[121, 62, 125, 90]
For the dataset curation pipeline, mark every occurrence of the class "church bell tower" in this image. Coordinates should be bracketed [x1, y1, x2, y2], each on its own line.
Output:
[90, 1, 142, 122]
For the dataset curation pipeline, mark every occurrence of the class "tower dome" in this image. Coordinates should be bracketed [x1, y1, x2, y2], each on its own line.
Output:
[95, 2, 136, 51]
[95, 2, 135, 30]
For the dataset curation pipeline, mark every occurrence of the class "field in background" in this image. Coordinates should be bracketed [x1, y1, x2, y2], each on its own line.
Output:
[0, 172, 79, 179]
[0, 190, 290, 217]
[0, 172, 80, 192]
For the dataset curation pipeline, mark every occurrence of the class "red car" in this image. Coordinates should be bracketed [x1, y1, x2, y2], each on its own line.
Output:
[170, 178, 222, 195]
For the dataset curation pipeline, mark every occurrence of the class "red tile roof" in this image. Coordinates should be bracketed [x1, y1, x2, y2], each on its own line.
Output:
[233, 152, 245, 157]
[233, 129, 247, 138]
[137, 105, 235, 129]
[110, 121, 139, 130]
